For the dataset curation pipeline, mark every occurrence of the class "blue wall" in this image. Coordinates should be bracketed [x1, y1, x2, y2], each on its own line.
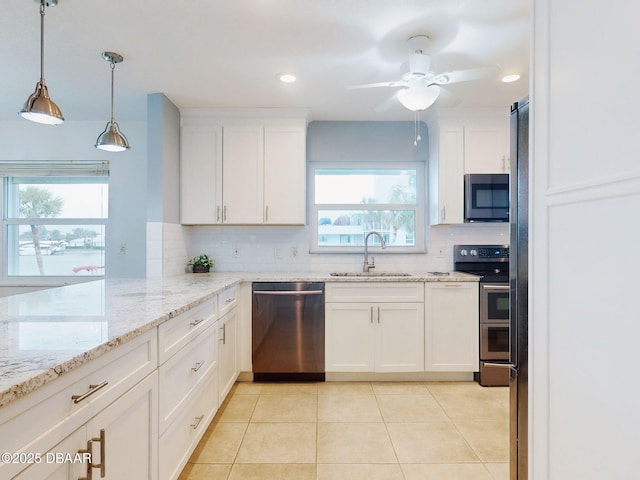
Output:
[307, 121, 428, 162]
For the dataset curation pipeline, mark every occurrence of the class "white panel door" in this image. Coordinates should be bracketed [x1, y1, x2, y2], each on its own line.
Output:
[325, 303, 375, 372]
[376, 303, 425, 372]
[463, 121, 509, 173]
[532, 2, 640, 478]
[433, 125, 464, 224]
[218, 308, 239, 404]
[222, 126, 264, 224]
[180, 125, 223, 224]
[264, 126, 306, 224]
[85, 373, 158, 480]
[424, 283, 478, 371]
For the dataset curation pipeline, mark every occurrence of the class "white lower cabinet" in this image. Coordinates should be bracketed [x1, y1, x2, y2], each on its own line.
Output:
[14, 371, 158, 480]
[325, 283, 425, 373]
[159, 369, 218, 480]
[424, 282, 479, 371]
[158, 320, 219, 480]
[218, 305, 239, 404]
[325, 302, 425, 372]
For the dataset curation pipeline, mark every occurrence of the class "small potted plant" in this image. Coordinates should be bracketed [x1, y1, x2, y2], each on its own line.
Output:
[188, 253, 214, 273]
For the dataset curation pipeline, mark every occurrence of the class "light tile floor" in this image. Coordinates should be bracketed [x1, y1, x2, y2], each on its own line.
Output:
[178, 381, 509, 480]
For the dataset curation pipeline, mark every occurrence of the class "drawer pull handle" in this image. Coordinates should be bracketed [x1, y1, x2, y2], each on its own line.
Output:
[191, 414, 205, 430]
[220, 324, 226, 344]
[190, 318, 204, 327]
[225, 297, 234, 304]
[72, 381, 109, 404]
[191, 361, 205, 372]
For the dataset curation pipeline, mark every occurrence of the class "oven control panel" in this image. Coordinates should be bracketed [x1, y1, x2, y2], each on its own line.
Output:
[454, 244, 509, 262]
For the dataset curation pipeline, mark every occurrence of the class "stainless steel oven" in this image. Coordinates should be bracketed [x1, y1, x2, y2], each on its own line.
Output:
[454, 245, 510, 386]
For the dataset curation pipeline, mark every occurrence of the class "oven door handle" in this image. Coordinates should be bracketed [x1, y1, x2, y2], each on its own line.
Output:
[483, 362, 514, 368]
[482, 284, 510, 290]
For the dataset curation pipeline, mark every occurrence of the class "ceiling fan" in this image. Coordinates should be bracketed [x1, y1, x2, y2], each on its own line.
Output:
[347, 35, 483, 112]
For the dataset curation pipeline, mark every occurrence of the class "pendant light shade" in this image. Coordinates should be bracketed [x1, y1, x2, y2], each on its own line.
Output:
[19, 0, 64, 125]
[95, 52, 130, 152]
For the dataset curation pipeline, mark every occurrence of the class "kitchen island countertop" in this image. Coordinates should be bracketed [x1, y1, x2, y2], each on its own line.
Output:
[0, 271, 478, 408]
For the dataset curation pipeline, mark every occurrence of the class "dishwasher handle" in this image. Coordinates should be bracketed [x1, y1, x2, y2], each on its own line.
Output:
[253, 290, 324, 296]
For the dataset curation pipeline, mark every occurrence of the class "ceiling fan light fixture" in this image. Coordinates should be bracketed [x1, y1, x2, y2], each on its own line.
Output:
[95, 51, 130, 152]
[19, 0, 64, 125]
[397, 85, 440, 111]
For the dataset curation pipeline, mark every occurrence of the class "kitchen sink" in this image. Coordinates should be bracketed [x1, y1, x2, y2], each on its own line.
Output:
[330, 272, 412, 277]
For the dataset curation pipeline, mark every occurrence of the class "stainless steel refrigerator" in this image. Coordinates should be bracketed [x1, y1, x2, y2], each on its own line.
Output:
[509, 97, 528, 480]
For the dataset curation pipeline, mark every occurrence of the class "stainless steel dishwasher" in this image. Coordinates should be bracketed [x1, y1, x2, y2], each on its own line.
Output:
[252, 282, 325, 382]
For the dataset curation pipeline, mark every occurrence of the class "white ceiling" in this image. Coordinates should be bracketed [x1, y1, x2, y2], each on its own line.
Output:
[0, 0, 529, 123]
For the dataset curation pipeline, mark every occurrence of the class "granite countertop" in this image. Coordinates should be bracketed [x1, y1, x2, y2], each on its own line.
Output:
[0, 271, 478, 408]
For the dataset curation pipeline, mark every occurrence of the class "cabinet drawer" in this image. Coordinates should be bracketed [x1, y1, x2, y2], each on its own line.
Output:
[159, 298, 217, 364]
[218, 285, 238, 317]
[159, 370, 218, 480]
[0, 330, 157, 480]
[326, 282, 424, 303]
[159, 324, 217, 434]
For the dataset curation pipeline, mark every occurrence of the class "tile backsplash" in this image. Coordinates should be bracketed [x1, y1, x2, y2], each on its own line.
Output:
[160, 223, 509, 275]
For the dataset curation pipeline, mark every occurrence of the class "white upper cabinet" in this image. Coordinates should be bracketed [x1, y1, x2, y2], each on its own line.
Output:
[264, 126, 306, 224]
[463, 116, 510, 174]
[427, 109, 510, 225]
[180, 125, 223, 225]
[222, 126, 265, 224]
[180, 109, 308, 225]
[428, 124, 464, 225]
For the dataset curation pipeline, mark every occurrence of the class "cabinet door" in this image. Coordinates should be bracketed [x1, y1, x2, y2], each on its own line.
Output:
[85, 372, 158, 480]
[464, 121, 509, 173]
[376, 303, 425, 372]
[325, 303, 375, 372]
[13, 428, 87, 480]
[222, 126, 264, 224]
[180, 125, 223, 224]
[263, 126, 306, 224]
[425, 283, 479, 371]
[218, 307, 239, 403]
[431, 125, 464, 224]
[16, 373, 158, 480]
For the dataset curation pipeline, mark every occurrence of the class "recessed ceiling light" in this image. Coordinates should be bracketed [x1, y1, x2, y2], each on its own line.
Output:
[501, 74, 521, 83]
[279, 74, 297, 83]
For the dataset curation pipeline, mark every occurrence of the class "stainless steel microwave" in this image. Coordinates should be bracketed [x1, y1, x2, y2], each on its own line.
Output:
[464, 173, 509, 222]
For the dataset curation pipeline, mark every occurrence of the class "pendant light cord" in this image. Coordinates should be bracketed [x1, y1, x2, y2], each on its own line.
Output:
[39, 1, 45, 83]
[110, 62, 116, 123]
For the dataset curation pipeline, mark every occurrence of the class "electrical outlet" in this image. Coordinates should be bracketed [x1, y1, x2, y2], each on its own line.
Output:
[274, 247, 283, 259]
[232, 245, 241, 258]
[290, 246, 298, 258]
[118, 242, 126, 254]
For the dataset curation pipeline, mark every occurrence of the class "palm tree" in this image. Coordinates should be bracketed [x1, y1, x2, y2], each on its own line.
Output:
[19, 186, 63, 275]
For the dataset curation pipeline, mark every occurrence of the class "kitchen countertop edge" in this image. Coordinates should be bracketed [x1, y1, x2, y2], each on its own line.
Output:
[0, 271, 478, 408]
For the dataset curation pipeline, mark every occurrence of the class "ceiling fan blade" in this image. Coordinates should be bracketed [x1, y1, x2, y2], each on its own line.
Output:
[345, 80, 408, 90]
[374, 93, 400, 112]
[432, 66, 497, 85]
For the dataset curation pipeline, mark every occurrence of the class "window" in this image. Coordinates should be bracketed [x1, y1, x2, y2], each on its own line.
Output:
[310, 164, 425, 252]
[1, 162, 109, 277]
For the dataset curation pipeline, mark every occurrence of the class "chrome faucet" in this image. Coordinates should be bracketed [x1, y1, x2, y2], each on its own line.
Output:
[363, 231, 387, 272]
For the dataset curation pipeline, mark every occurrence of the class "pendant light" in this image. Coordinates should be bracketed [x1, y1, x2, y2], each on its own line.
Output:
[95, 52, 130, 152]
[18, 0, 64, 125]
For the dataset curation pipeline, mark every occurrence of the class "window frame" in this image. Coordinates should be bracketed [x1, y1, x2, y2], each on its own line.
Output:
[1, 173, 109, 281]
[309, 162, 426, 253]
